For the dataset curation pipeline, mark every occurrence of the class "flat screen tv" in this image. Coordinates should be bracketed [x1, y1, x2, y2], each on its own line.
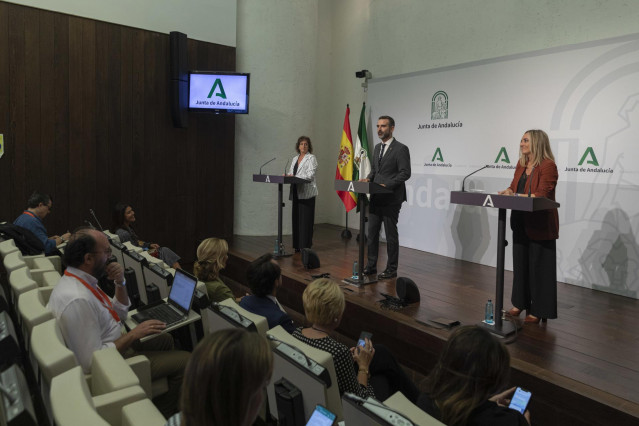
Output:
[189, 71, 250, 114]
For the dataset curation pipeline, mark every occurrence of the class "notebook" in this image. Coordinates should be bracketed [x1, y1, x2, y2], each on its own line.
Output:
[131, 268, 197, 327]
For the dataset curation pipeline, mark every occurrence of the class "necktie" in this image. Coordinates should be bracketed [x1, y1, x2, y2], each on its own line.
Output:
[379, 143, 386, 166]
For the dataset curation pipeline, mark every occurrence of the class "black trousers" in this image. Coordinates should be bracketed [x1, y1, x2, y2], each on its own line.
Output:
[292, 195, 315, 250]
[367, 204, 401, 272]
[352, 344, 419, 403]
[511, 225, 558, 319]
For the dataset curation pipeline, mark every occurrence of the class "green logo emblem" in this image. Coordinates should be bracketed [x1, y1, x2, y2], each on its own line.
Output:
[431, 91, 448, 120]
[431, 147, 444, 162]
[207, 79, 227, 99]
[578, 147, 599, 166]
[494, 147, 510, 164]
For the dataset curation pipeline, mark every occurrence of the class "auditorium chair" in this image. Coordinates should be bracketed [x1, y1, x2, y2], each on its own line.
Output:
[2, 251, 62, 274]
[140, 251, 169, 269]
[122, 241, 143, 253]
[103, 230, 120, 242]
[0, 238, 19, 259]
[266, 325, 343, 421]
[8, 265, 60, 309]
[17, 286, 54, 353]
[201, 297, 269, 337]
[50, 365, 159, 426]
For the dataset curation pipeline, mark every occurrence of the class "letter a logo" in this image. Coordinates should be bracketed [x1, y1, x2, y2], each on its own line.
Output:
[482, 195, 494, 207]
[347, 181, 355, 192]
[494, 147, 510, 164]
[431, 147, 444, 162]
[265, 175, 270, 183]
[578, 147, 599, 166]
[207, 78, 227, 99]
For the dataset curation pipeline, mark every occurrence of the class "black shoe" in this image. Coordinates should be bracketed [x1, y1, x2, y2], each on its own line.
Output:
[362, 266, 377, 275]
[378, 270, 397, 279]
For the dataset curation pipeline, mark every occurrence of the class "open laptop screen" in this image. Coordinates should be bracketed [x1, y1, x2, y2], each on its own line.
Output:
[169, 269, 197, 313]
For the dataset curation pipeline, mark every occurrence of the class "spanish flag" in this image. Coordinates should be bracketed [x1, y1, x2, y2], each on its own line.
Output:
[335, 105, 357, 212]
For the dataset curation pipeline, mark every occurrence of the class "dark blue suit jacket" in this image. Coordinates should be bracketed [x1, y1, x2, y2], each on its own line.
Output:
[239, 295, 295, 333]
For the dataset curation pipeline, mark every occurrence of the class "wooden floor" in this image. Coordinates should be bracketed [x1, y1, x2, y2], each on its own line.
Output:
[224, 224, 639, 426]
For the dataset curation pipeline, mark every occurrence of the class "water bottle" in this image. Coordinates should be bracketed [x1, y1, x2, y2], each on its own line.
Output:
[273, 239, 279, 255]
[485, 299, 494, 325]
[352, 261, 359, 279]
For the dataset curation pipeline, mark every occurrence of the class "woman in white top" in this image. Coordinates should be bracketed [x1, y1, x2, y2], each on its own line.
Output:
[287, 136, 318, 252]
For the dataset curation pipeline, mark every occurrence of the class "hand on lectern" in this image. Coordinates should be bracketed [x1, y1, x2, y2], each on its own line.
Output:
[359, 178, 370, 182]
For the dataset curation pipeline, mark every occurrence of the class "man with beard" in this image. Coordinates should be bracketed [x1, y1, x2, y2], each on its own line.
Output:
[359, 116, 411, 279]
[47, 228, 189, 417]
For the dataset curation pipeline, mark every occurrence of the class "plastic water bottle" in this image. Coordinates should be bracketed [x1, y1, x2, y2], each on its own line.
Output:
[485, 299, 494, 325]
[352, 261, 359, 279]
[273, 239, 279, 255]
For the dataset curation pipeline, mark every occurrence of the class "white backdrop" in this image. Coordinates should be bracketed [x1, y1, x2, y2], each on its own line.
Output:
[368, 34, 639, 299]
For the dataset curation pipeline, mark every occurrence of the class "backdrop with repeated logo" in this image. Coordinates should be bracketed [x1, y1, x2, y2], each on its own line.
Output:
[367, 34, 639, 299]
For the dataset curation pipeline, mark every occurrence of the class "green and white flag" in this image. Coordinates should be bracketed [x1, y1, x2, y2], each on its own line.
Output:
[353, 102, 372, 187]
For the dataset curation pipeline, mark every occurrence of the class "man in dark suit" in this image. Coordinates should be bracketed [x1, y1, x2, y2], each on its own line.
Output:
[360, 116, 411, 279]
[240, 253, 296, 333]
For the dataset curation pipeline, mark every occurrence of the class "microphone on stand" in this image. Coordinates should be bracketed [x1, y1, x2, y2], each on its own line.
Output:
[259, 157, 276, 175]
[89, 209, 104, 231]
[461, 165, 489, 192]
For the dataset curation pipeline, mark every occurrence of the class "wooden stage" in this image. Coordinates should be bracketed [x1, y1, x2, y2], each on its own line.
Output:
[224, 224, 639, 425]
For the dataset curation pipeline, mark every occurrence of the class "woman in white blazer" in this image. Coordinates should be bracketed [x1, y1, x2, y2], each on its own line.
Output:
[287, 136, 318, 252]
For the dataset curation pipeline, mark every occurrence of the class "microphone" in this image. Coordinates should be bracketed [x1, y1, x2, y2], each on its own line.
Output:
[89, 209, 104, 231]
[461, 165, 489, 192]
[528, 166, 535, 197]
[259, 157, 276, 175]
[84, 220, 96, 229]
[284, 158, 291, 176]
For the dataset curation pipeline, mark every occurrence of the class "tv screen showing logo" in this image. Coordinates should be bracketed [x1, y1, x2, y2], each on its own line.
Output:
[189, 72, 250, 114]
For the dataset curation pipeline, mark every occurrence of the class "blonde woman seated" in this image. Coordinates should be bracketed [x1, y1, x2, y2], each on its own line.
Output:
[165, 328, 273, 426]
[292, 278, 419, 402]
[194, 238, 236, 303]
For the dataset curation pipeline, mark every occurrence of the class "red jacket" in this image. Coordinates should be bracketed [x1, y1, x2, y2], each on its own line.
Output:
[508, 158, 559, 240]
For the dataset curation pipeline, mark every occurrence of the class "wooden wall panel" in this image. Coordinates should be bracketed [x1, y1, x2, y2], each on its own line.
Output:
[0, 2, 236, 262]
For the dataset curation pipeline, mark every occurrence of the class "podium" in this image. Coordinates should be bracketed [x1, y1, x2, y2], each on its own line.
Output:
[450, 191, 560, 336]
[334, 180, 392, 286]
[253, 174, 310, 257]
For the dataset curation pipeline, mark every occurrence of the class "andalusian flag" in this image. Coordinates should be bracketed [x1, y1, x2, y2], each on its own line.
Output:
[335, 105, 357, 212]
[353, 102, 372, 186]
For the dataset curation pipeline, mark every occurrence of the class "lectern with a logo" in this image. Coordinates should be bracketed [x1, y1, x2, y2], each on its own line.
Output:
[450, 191, 560, 336]
[335, 180, 392, 286]
[254, 174, 310, 257]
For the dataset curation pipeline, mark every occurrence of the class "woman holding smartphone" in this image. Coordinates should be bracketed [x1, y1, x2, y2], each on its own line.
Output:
[417, 326, 530, 426]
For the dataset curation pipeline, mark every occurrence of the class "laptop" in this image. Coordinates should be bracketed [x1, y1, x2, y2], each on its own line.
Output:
[131, 268, 197, 327]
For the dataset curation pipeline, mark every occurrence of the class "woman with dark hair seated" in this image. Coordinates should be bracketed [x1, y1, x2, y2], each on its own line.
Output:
[193, 237, 236, 303]
[165, 328, 273, 426]
[111, 202, 181, 269]
[292, 278, 419, 402]
[417, 325, 531, 426]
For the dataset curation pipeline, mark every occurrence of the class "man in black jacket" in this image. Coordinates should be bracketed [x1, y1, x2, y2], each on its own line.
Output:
[360, 116, 411, 279]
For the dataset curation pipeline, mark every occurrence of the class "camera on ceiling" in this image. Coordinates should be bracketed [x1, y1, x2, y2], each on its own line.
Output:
[355, 70, 372, 79]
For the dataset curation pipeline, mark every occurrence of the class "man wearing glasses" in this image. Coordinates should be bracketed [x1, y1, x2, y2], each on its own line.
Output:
[13, 191, 70, 254]
[47, 228, 189, 417]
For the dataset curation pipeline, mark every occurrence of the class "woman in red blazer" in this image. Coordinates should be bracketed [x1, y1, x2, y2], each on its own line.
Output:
[499, 130, 558, 323]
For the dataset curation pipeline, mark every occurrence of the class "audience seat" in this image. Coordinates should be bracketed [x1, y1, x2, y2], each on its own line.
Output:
[266, 325, 343, 421]
[103, 230, 120, 242]
[50, 366, 149, 426]
[8, 266, 60, 308]
[0, 238, 19, 259]
[17, 286, 54, 351]
[140, 251, 169, 269]
[121, 398, 167, 426]
[201, 297, 269, 336]
[122, 241, 143, 253]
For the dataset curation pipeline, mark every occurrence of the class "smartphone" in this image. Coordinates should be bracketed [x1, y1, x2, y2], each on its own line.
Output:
[305, 404, 336, 426]
[508, 387, 532, 414]
[357, 331, 372, 348]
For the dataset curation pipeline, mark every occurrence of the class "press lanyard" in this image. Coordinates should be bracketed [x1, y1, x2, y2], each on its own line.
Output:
[64, 271, 121, 322]
[23, 211, 37, 218]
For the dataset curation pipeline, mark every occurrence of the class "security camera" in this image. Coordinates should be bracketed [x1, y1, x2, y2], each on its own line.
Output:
[355, 70, 372, 79]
